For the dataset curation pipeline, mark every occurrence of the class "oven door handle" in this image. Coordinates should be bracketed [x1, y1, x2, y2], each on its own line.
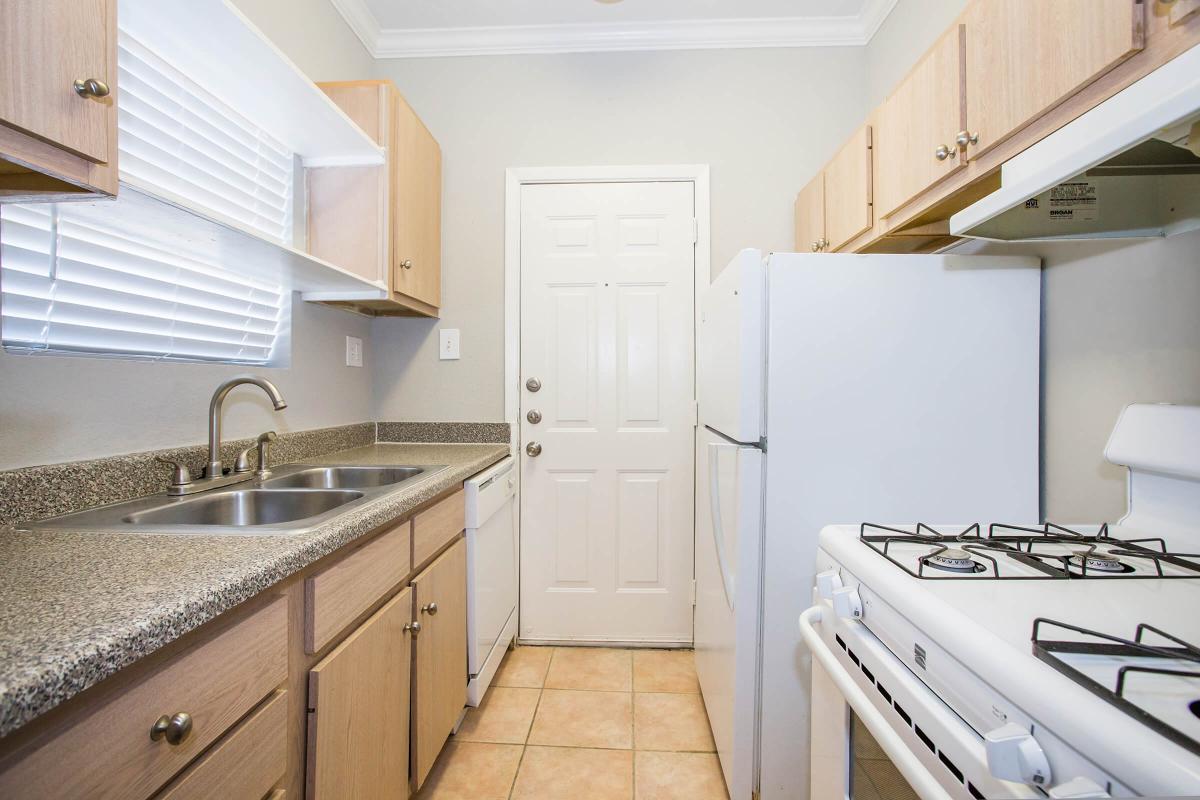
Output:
[799, 606, 955, 800]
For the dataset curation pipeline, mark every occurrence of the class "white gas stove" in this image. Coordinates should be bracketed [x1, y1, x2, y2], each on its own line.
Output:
[799, 404, 1200, 800]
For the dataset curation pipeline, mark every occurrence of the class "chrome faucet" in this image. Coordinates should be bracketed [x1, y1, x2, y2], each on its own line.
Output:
[164, 376, 287, 496]
[206, 376, 287, 478]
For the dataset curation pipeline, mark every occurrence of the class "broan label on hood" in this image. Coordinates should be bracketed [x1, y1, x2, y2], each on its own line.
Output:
[1046, 181, 1099, 222]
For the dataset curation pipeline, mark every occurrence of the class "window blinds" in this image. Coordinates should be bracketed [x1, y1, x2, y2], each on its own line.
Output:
[0, 204, 285, 364]
[116, 32, 296, 244]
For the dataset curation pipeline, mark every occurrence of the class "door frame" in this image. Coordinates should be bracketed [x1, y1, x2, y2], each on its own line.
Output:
[503, 165, 711, 646]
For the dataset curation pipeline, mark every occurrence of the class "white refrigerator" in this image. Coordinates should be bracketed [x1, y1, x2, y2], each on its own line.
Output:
[694, 250, 1042, 800]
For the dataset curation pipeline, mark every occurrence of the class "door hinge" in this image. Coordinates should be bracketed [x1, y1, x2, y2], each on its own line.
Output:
[692, 400, 700, 427]
[691, 579, 697, 606]
[751, 792, 761, 800]
[692, 218, 699, 245]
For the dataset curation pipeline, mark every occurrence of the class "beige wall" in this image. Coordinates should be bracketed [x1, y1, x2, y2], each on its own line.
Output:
[0, 0, 377, 470]
[370, 48, 870, 422]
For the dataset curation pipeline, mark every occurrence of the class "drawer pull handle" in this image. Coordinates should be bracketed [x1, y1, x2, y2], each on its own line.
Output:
[421, 602, 439, 615]
[150, 711, 193, 745]
[73, 77, 110, 98]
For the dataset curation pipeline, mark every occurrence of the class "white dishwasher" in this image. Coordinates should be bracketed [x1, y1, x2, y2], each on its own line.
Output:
[465, 456, 518, 706]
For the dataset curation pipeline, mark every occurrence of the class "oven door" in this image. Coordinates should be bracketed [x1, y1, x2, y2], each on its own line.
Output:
[800, 601, 1041, 800]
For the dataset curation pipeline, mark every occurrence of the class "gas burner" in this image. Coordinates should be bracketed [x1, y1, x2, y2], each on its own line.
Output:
[1066, 550, 1135, 574]
[921, 547, 986, 574]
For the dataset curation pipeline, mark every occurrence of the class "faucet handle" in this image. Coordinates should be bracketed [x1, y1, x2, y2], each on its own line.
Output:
[233, 446, 254, 474]
[156, 457, 193, 488]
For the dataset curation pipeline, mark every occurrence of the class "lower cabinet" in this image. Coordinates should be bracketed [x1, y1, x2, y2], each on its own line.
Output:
[411, 537, 468, 789]
[307, 588, 414, 799]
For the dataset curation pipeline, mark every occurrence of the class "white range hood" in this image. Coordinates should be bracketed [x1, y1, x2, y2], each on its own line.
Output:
[951, 43, 1200, 243]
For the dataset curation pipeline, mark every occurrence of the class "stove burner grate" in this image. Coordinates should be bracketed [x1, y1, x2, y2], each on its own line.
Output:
[1033, 618, 1200, 757]
[859, 522, 1200, 581]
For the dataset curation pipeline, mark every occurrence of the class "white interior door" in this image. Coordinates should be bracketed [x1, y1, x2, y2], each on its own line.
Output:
[519, 180, 697, 644]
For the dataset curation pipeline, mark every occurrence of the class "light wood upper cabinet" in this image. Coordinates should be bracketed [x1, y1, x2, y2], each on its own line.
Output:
[793, 171, 825, 253]
[392, 94, 442, 309]
[0, 0, 118, 200]
[411, 538, 467, 790]
[823, 125, 873, 251]
[309, 80, 442, 317]
[962, 0, 1144, 160]
[308, 587, 413, 800]
[874, 25, 966, 219]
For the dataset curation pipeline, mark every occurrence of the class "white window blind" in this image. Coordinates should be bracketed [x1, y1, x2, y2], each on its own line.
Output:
[0, 204, 285, 364]
[117, 31, 296, 245]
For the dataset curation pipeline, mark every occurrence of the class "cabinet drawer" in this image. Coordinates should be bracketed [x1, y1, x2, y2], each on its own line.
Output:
[413, 489, 465, 567]
[0, 596, 287, 800]
[305, 520, 412, 653]
[155, 691, 287, 800]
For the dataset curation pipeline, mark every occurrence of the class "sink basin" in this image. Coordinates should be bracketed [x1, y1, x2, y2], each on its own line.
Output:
[261, 466, 427, 490]
[122, 489, 363, 527]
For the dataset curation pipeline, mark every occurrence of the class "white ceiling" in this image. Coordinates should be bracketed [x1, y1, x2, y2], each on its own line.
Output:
[329, 0, 899, 58]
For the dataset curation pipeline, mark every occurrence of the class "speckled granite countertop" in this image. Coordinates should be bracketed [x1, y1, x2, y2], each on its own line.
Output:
[0, 442, 509, 738]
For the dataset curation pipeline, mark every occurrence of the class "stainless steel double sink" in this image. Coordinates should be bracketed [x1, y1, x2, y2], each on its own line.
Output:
[33, 464, 448, 535]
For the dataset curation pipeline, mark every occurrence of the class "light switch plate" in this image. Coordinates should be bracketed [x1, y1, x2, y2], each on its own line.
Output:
[345, 335, 363, 367]
[439, 328, 460, 360]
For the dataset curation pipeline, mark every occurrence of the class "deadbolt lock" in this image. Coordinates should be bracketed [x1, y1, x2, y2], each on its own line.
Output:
[526, 377, 542, 392]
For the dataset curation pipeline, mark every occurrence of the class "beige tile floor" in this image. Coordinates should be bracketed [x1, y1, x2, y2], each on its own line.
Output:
[416, 646, 730, 800]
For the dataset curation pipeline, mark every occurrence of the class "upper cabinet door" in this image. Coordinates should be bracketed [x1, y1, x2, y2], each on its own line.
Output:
[0, 0, 112, 163]
[824, 125, 873, 251]
[793, 171, 825, 253]
[874, 25, 966, 220]
[963, 0, 1144, 160]
[392, 94, 442, 310]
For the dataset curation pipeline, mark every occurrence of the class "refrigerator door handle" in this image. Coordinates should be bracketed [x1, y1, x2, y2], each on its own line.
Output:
[708, 442, 736, 611]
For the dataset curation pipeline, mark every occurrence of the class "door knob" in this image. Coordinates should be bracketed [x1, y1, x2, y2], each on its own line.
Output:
[526, 442, 542, 457]
[400, 259, 413, 270]
[73, 77, 110, 98]
[421, 602, 439, 615]
[810, 241, 820, 252]
[405, 621, 422, 634]
[526, 377, 542, 392]
[816, 238, 828, 251]
[150, 712, 193, 745]
[527, 409, 542, 424]
[956, 129, 979, 149]
[934, 144, 955, 161]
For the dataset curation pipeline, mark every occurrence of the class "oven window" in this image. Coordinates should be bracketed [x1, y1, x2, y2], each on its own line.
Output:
[851, 711, 919, 800]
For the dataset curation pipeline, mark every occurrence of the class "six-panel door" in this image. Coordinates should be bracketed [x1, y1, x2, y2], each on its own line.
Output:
[518, 180, 697, 645]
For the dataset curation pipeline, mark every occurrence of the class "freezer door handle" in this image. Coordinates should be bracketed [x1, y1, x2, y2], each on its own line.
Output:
[707, 442, 737, 611]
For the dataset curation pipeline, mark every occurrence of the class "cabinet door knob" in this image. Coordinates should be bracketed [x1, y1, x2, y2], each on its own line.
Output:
[421, 602, 439, 615]
[956, 130, 979, 149]
[73, 78, 110, 98]
[150, 712, 193, 745]
[810, 241, 820, 252]
[934, 144, 955, 161]
[816, 238, 828, 251]
[400, 259, 413, 270]
[405, 621, 422, 634]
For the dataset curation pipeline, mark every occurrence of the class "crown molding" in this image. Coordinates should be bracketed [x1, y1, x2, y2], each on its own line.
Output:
[332, 0, 901, 59]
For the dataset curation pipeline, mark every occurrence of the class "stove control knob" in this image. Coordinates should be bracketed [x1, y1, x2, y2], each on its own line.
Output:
[985, 723, 1052, 787]
[816, 570, 843, 600]
[831, 586, 862, 620]
[1047, 777, 1109, 798]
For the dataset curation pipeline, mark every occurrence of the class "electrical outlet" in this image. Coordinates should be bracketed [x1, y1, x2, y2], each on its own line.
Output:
[439, 329, 460, 360]
[345, 335, 363, 367]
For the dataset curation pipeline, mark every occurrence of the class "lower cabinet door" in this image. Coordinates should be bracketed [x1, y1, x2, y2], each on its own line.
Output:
[412, 538, 468, 789]
[307, 588, 413, 800]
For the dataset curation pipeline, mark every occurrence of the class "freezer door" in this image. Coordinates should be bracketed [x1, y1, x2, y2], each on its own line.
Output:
[695, 427, 764, 800]
[699, 248, 766, 443]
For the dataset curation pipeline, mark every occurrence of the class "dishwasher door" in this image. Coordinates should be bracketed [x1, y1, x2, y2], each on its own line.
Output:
[465, 457, 517, 706]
